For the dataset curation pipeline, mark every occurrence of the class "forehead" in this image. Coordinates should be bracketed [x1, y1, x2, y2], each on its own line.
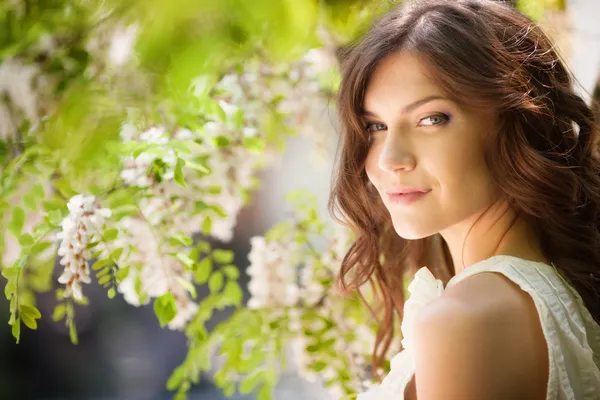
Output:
[363, 52, 442, 113]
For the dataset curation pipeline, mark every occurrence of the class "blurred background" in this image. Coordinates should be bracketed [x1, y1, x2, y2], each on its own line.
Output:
[0, 0, 599, 399]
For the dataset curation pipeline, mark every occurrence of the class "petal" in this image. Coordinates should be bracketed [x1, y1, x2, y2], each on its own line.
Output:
[71, 281, 83, 301]
[58, 269, 72, 284]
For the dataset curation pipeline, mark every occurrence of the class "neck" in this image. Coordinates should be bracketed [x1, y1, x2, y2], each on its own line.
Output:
[439, 200, 548, 276]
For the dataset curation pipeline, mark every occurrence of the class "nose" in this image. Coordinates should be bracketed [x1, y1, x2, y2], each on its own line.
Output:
[377, 135, 416, 173]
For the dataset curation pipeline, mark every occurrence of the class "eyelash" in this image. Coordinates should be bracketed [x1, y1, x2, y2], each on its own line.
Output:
[364, 113, 451, 133]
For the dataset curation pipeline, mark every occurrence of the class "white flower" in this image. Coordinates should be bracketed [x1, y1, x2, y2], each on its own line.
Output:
[56, 194, 111, 301]
[119, 122, 138, 142]
[108, 24, 138, 67]
[168, 295, 198, 330]
[246, 236, 300, 309]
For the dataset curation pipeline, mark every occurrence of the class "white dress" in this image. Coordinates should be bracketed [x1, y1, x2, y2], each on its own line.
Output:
[356, 255, 600, 400]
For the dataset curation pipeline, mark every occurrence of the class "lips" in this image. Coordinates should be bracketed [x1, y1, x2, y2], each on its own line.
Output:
[386, 188, 431, 205]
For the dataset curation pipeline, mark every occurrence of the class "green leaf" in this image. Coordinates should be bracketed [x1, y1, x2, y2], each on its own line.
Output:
[238, 351, 267, 374]
[52, 304, 66, 321]
[8, 206, 25, 238]
[1, 267, 18, 278]
[176, 276, 197, 300]
[222, 280, 243, 307]
[166, 365, 185, 391]
[257, 384, 271, 400]
[212, 136, 231, 147]
[194, 200, 209, 212]
[174, 157, 187, 187]
[33, 223, 53, 236]
[240, 370, 264, 394]
[222, 265, 240, 280]
[103, 228, 119, 241]
[223, 382, 235, 397]
[18, 234, 34, 248]
[208, 271, 224, 293]
[154, 292, 177, 328]
[23, 194, 38, 210]
[47, 209, 63, 226]
[209, 204, 228, 218]
[69, 320, 78, 345]
[185, 159, 210, 174]
[194, 257, 212, 284]
[92, 259, 110, 270]
[4, 280, 16, 299]
[265, 222, 293, 241]
[168, 140, 193, 155]
[110, 247, 124, 261]
[169, 233, 193, 247]
[201, 216, 212, 235]
[96, 268, 110, 278]
[31, 183, 46, 198]
[196, 240, 211, 253]
[175, 252, 195, 268]
[12, 318, 20, 344]
[111, 204, 138, 218]
[243, 137, 265, 153]
[30, 241, 53, 255]
[212, 249, 234, 264]
[21, 313, 37, 330]
[115, 265, 130, 282]
[19, 304, 41, 319]
[98, 275, 111, 285]
[43, 199, 66, 213]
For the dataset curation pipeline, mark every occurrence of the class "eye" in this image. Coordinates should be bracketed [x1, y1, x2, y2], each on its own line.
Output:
[418, 113, 450, 127]
[365, 122, 387, 133]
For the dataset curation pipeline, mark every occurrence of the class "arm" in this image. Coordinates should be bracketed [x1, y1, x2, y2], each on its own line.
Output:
[411, 273, 548, 400]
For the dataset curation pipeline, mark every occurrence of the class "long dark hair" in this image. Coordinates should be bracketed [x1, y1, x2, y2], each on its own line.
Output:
[330, 0, 600, 378]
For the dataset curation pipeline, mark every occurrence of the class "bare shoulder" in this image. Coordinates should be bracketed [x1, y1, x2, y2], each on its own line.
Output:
[412, 272, 548, 400]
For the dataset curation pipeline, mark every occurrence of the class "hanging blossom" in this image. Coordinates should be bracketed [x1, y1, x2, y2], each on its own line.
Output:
[252, 224, 379, 398]
[119, 120, 263, 242]
[246, 236, 300, 310]
[275, 46, 339, 164]
[245, 222, 376, 398]
[197, 135, 262, 242]
[56, 194, 112, 301]
[111, 217, 197, 330]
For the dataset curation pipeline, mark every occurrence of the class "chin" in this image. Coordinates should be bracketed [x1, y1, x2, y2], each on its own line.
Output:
[391, 220, 433, 240]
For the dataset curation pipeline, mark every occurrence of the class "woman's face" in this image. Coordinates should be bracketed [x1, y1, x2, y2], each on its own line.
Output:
[363, 51, 500, 239]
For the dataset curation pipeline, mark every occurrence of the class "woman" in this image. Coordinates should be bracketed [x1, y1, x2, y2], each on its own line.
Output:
[329, 0, 600, 398]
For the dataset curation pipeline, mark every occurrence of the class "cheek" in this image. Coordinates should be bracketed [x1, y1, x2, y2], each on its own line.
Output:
[364, 145, 380, 185]
[436, 151, 497, 210]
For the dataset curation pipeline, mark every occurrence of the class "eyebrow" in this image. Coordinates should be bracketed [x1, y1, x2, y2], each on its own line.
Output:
[361, 95, 447, 118]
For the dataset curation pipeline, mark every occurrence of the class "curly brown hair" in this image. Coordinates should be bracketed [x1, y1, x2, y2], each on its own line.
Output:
[329, 0, 600, 379]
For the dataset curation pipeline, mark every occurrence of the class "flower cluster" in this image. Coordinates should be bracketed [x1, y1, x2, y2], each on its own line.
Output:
[111, 217, 197, 330]
[245, 222, 380, 398]
[246, 236, 301, 310]
[56, 195, 112, 300]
